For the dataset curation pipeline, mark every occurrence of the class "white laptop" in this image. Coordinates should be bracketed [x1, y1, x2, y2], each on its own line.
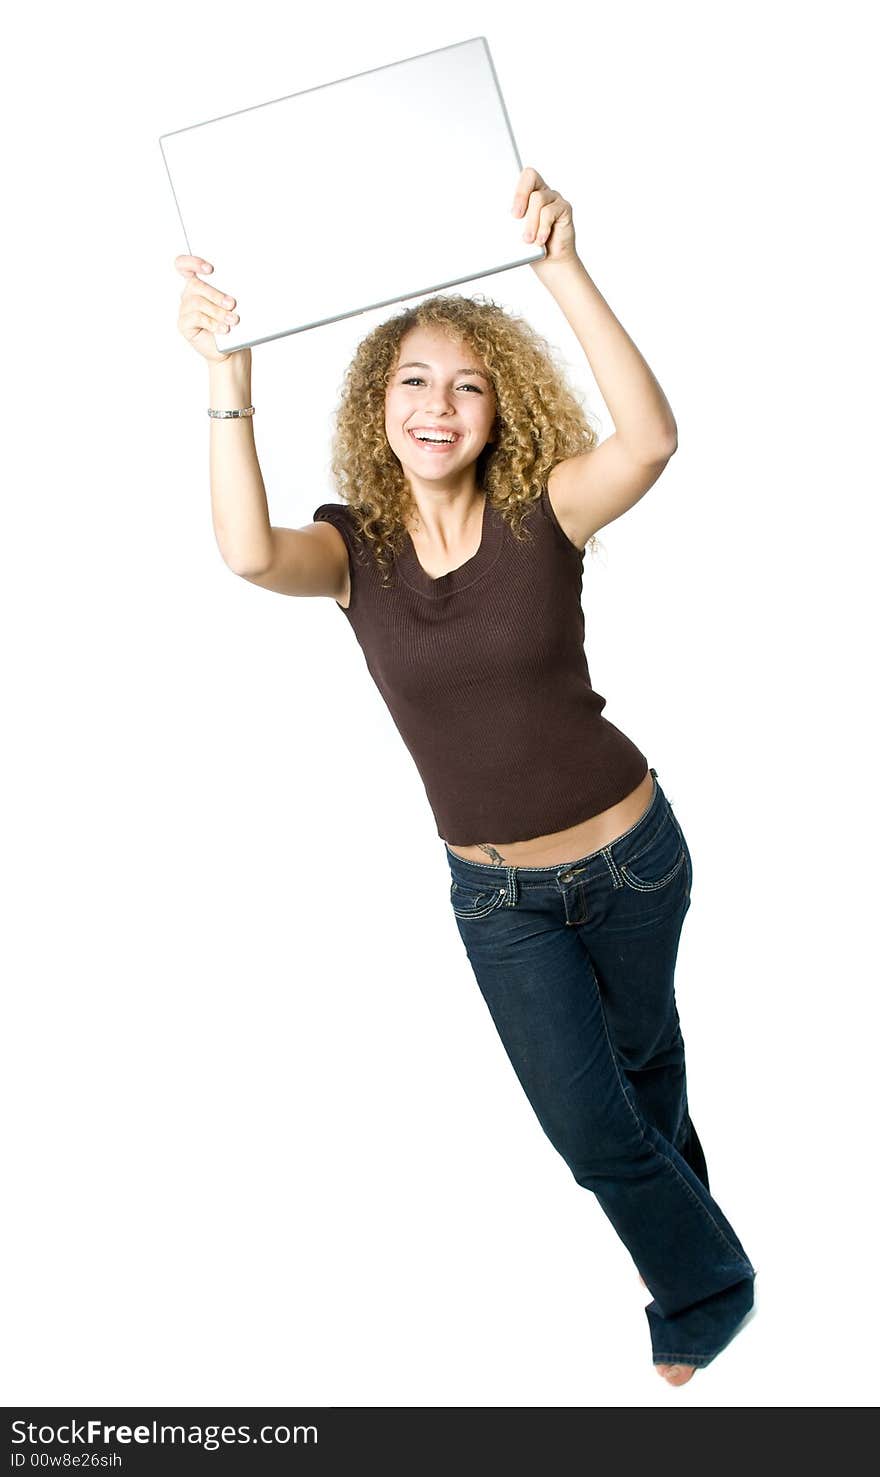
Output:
[159, 36, 545, 352]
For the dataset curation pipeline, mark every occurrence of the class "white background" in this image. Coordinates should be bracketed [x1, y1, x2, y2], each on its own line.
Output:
[3, 0, 877, 1410]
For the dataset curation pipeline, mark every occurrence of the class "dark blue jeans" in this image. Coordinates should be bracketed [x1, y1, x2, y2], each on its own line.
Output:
[444, 768, 756, 1368]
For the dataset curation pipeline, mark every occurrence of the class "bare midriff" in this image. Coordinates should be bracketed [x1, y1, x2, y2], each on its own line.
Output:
[444, 766, 655, 868]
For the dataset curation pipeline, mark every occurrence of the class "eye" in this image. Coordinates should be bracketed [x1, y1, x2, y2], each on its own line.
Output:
[401, 377, 482, 393]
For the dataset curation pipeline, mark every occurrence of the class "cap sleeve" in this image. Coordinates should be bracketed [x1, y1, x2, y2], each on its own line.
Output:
[312, 502, 363, 611]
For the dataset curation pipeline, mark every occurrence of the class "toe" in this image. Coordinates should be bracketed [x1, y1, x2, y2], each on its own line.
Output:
[656, 1363, 696, 1386]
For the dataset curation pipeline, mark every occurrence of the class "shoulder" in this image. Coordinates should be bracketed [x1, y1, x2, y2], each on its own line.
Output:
[532, 481, 586, 556]
[311, 502, 371, 613]
[545, 436, 676, 546]
[312, 501, 370, 560]
[312, 501, 361, 539]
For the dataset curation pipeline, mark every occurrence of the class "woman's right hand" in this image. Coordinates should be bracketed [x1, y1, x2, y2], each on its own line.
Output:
[175, 255, 250, 367]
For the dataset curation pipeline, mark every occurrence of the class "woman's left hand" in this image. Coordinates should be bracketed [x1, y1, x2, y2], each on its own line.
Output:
[511, 166, 579, 275]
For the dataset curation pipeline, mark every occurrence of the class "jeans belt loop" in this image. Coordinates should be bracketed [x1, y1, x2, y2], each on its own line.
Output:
[505, 865, 518, 906]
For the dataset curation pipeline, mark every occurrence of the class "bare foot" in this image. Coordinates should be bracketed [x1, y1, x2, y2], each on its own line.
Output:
[655, 1363, 696, 1386]
[638, 1281, 698, 1384]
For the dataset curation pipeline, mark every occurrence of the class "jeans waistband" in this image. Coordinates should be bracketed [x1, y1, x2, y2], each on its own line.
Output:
[444, 767, 667, 885]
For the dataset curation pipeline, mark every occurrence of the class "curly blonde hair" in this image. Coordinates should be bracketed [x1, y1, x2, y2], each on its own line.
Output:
[328, 291, 602, 584]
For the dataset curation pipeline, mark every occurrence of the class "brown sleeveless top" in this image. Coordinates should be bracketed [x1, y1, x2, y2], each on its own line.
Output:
[312, 487, 649, 846]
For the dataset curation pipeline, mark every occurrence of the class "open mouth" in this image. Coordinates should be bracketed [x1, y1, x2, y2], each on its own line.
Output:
[407, 429, 462, 453]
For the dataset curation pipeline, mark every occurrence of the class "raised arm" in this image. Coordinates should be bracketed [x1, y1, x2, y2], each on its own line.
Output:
[175, 253, 348, 602]
[206, 354, 348, 602]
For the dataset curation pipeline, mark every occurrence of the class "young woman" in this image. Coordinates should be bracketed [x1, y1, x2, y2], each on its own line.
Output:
[175, 166, 756, 1387]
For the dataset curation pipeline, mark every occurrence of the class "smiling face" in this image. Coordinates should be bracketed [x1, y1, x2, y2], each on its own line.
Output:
[384, 326, 497, 495]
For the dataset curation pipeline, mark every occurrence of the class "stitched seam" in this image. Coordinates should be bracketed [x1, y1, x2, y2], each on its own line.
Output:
[620, 850, 686, 892]
[614, 803, 674, 870]
[461, 858, 686, 893]
[450, 887, 506, 920]
[395, 540, 505, 598]
[652, 1354, 713, 1365]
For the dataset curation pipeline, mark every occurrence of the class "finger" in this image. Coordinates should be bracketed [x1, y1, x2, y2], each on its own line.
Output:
[175, 255, 214, 277]
[184, 299, 238, 331]
[521, 187, 553, 238]
[184, 277, 238, 312]
[522, 191, 557, 242]
[512, 165, 545, 215]
[183, 308, 231, 335]
[533, 201, 562, 246]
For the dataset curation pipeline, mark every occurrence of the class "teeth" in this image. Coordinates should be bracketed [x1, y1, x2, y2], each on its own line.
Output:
[413, 432, 456, 443]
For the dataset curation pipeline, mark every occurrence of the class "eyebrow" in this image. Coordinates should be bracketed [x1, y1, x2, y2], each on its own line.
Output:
[396, 360, 491, 382]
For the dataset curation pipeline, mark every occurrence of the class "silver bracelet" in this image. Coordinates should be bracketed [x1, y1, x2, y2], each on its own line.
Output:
[207, 405, 255, 419]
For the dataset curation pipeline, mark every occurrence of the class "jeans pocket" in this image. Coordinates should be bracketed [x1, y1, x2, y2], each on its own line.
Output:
[450, 879, 507, 920]
[619, 807, 687, 893]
